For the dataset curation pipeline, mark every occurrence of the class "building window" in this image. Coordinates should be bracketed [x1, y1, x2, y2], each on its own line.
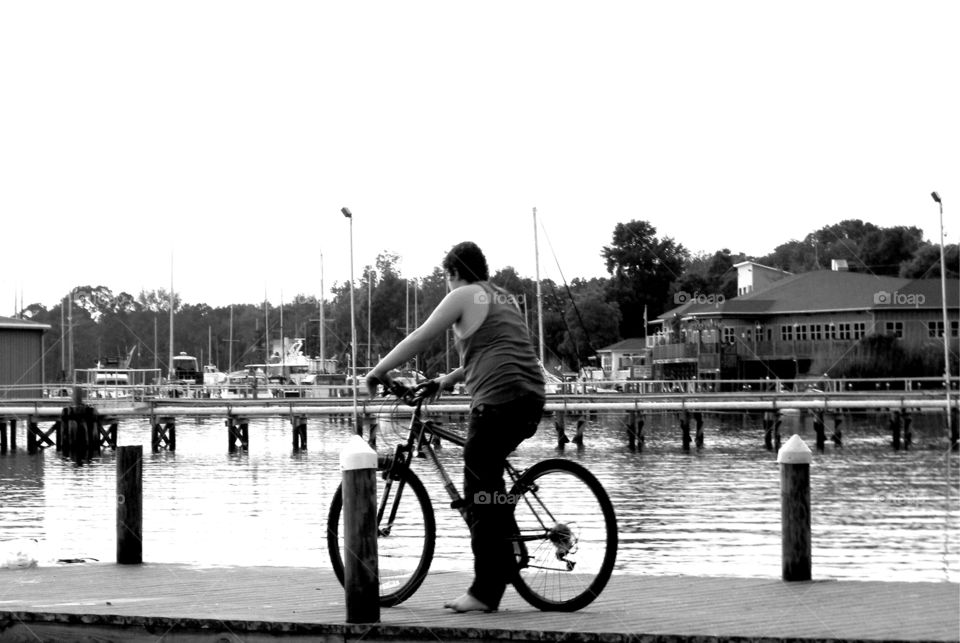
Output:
[837, 323, 850, 340]
[929, 320, 945, 338]
[797, 325, 808, 341]
[811, 324, 822, 341]
[723, 327, 735, 343]
[953, 321, 959, 338]
[780, 325, 793, 341]
[885, 321, 904, 338]
[853, 322, 866, 339]
[826, 324, 837, 340]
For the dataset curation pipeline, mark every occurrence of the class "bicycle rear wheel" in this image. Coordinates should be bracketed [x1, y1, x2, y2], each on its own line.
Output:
[326, 465, 436, 606]
[509, 458, 617, 611]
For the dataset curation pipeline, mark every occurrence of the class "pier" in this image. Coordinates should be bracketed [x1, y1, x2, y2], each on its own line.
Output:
[1, 382, 958, 457]
[0, 563, 957, 642]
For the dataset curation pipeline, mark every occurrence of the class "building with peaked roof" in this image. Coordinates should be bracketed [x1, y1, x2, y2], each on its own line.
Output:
[0, 315, 51, 398]
[594, 263, 958, 384]
[654, 265, 958, 381]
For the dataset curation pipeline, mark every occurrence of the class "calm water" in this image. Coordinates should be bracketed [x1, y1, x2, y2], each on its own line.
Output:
[1, 408, 957, 582]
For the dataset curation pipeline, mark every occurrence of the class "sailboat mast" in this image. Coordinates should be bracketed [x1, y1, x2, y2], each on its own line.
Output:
[533, 207, 545, 365]
[168, 256, 174, 379]
[319, 251, 325, 366]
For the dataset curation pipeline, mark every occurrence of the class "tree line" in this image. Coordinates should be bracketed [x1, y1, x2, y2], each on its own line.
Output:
[21, 219, 958, 381]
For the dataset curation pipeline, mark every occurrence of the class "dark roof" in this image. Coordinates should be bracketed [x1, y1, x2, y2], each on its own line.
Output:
[659, 271, 958, 320]
[597, 338, 649, 352]
[0, 315, 51, 331]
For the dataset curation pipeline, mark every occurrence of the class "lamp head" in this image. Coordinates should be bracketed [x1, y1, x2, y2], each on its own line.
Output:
[341, 207, 352, 218]
[931, 192, 941, 204]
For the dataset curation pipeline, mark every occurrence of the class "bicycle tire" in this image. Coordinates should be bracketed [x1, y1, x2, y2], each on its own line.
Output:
[509, 458, 618, 611]
[326, 465, 436, 607]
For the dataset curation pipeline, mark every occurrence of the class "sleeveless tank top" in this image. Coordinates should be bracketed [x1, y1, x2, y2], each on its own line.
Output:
[456, 282, 545, 408]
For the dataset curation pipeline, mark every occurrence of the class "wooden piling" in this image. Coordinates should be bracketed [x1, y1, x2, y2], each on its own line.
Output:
[814, 411, 826, 452]
[291, 415, 307, 451]
[572, 419, 585, 447]
[116, 445, 143, 565]
[553, 412, 569, 449]
[626, 411, 644, 452]
[763, 411, 774, 450]
[694, 412, 704, 448]
[0, 420, 7, 454]
[9, 419, 16, 452]
[340, 435, 379, 624]
[680, 412, 691, 452]
[777, 435, 812, 582]
[890, 410, 902, 451]
[27, 418, 37, 454]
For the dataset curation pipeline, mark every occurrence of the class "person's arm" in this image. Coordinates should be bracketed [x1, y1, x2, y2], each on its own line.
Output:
[438, 366, 465, 390]
[366, 288, 467, 393]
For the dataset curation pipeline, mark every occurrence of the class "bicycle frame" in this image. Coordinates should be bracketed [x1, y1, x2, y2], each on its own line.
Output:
[379, 397, 473, 523]
[377, 396, 556, 549]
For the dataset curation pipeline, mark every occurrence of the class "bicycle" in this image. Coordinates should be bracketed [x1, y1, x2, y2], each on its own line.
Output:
[326, 381, 618, 612]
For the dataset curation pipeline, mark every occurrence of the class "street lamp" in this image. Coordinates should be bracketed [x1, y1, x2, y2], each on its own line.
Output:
[341, 207, 359, 432]
[367, 269, 376, 368]
[932, 191, 955, 447]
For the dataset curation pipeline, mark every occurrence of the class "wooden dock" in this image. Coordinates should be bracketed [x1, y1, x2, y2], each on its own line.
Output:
[1, 563, 956, 642]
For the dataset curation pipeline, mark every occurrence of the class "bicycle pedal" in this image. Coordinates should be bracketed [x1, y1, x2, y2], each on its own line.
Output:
[450, 498, 467, 510]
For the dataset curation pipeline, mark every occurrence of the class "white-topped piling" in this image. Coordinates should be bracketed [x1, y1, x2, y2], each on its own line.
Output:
[340, 434, 379, 623]
[777, 434, 812, 581]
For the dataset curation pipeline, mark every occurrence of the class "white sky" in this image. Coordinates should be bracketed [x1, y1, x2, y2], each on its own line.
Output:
[2, 1, 958, 313]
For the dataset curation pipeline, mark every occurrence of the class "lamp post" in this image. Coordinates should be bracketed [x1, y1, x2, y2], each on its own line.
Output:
[342, 207, 359, 432]
[932, 192, 955, 447]
[367, 270, 377, 368]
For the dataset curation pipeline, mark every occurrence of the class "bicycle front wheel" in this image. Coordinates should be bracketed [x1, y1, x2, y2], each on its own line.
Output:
[509, 458, 618, 611]
[326, 465, 436, 607]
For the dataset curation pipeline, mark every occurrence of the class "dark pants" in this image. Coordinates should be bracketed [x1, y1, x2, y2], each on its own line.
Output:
[463, 393, 544, 609]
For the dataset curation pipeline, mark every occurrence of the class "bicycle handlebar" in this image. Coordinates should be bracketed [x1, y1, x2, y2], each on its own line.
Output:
[374, 376, 439, 407]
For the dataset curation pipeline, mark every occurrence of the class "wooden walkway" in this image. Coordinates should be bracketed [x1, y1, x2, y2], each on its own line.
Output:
[0, 563, 960, 643]
[0, 563, 957, 642]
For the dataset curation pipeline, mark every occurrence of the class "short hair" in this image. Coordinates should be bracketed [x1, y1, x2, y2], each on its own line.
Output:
[442, 242, 489, 282]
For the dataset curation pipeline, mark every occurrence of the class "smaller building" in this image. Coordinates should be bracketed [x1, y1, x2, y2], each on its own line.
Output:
[0, 316, 51, 399]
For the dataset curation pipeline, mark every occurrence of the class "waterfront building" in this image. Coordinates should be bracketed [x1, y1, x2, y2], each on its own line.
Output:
[0, 315, 50, 399]
[598, 262, 958, 385]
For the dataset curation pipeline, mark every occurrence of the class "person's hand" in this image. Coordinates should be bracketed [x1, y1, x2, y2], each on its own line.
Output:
[413, 378, 442, 402]
[366, 371, 389, 398]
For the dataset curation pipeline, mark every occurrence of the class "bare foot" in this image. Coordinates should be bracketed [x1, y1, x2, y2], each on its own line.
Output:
[443, 592, 495, 613]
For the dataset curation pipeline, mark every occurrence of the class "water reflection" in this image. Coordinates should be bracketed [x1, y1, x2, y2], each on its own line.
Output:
[0, 410, 956, 581]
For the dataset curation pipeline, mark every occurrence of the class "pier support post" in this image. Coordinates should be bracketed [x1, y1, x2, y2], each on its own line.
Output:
[553, 412, 569, 449]
[572, 419, 585, 448]
[778, 435, 812, 581]
[291, 415, 307, 451]
[227, 417, 249, 452]
[890, 410, 902, 451]
[763, 411, 775, 450]
[680, 412, 691, 452]
[627, 411, 644, 452]
[0, 420, 7, 454]
[903, 411, 912, 450]
[9, 419, 15, 452]
[116, 445, 143, 565]
[814, 411, 826, 452]
[340, 435, 380, 624]
[694, 412, 704, 449]
[152, 416, 176, 452]
[27, 418, 37, 454]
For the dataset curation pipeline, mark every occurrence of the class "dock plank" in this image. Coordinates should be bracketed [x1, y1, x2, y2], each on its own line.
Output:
[1, 563, 957, 642]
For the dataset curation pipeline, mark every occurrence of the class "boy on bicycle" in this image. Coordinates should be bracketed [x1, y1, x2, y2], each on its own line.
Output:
[367, 241, 545, 613]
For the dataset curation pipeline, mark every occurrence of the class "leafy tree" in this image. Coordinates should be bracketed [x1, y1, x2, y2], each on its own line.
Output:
[900, 243, 959, 279]
[672, 249, 743, 302]
[602, 220, 687, 338]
